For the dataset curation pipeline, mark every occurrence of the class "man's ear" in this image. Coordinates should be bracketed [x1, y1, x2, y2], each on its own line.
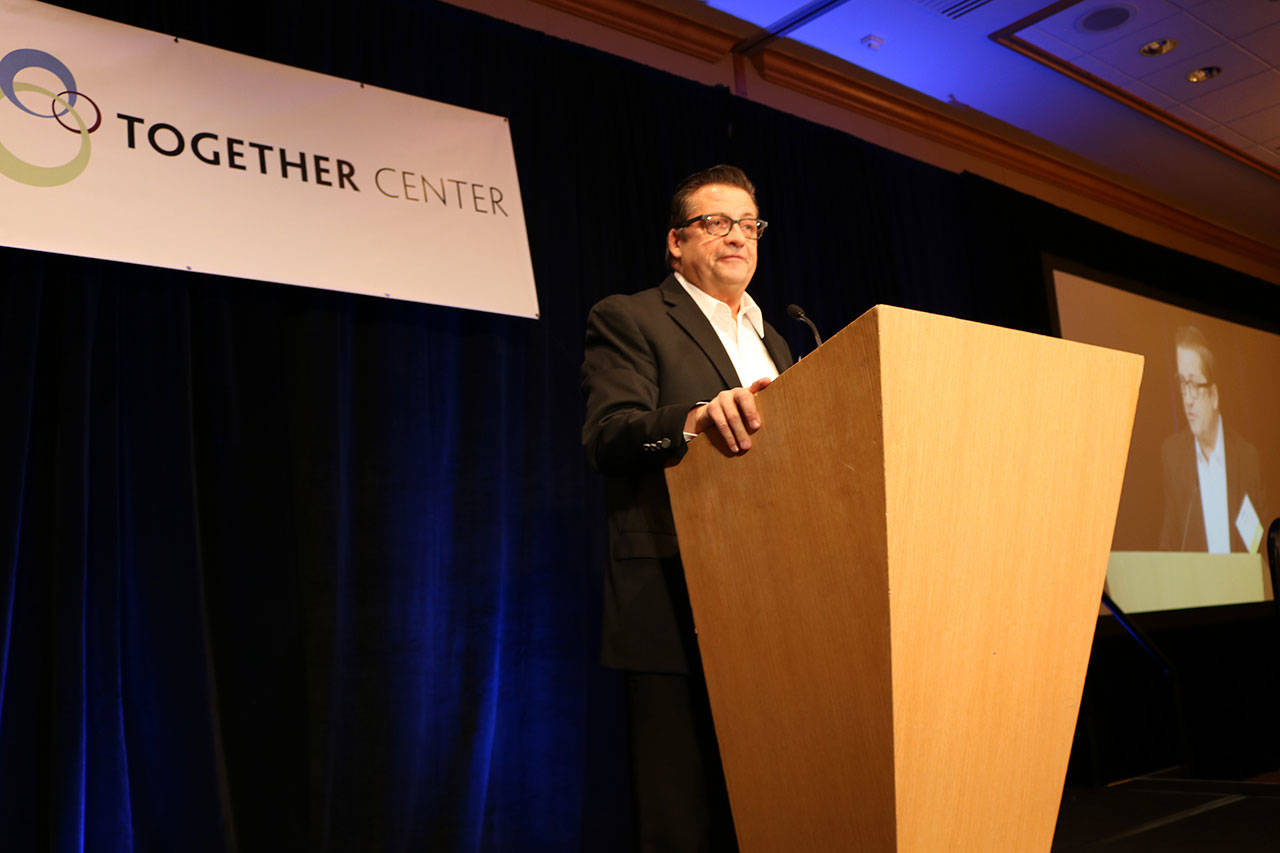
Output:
[667, 228, 682, 263]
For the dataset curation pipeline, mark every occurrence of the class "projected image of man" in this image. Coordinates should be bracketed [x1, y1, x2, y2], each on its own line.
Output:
[1159, 326, 1264, 552]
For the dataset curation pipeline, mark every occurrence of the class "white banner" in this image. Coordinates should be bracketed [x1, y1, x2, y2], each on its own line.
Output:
[0, 0, 539, 317]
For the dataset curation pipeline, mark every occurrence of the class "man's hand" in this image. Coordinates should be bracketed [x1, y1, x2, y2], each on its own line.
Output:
[683, 377, 773, 453]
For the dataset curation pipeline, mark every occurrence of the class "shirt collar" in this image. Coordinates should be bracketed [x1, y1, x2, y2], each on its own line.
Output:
[1192, 412, 1223, 466]
[674, 271, 765, 338]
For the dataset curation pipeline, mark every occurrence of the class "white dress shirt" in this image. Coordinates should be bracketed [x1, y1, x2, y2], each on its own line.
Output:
[1195, 414, 1231, 553]
[675, 272, 778, 387]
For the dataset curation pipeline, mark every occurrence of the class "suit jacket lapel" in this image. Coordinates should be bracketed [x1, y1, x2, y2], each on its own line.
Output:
[1185, 431, 1208, 551]
[763, 326, 793, 373]
[661, 274, 739, 390]
[1224, 427, 1244, 550]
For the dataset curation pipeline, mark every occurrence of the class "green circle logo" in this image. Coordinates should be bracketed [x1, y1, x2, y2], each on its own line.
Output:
[0, 48, 100, 187]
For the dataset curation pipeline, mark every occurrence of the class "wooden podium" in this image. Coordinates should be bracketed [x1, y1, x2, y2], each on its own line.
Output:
[665, 305, 1143, 851]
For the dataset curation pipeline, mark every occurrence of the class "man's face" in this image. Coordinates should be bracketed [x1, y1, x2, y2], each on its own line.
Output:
[667, 184, 758, 296]
[1177, 346, 1219, 441]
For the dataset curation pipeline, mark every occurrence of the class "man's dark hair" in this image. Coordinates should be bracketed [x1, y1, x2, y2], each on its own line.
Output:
[1175, 325, 1216, 386]
[665, 164, 758, 269]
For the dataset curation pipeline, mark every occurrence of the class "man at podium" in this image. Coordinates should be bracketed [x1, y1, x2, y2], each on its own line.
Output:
[1159, 325, 1265, 552]
[581, 165, 793, 850]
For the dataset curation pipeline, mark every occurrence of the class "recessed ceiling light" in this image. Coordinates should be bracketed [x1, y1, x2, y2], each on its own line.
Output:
[1139, 38, 1177, 57]
[1186, 66, 1222, 83]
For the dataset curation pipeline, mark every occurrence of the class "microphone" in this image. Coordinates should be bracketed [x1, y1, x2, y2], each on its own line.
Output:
[786, 303, 823, 350]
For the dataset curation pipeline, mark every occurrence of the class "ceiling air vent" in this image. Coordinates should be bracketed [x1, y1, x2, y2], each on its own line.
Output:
[915, 0, 997, 19]
[1076, 4, 1136, 33]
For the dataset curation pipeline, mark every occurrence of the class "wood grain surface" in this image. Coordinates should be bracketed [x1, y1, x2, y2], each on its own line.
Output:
[667, 305, 1143, 851]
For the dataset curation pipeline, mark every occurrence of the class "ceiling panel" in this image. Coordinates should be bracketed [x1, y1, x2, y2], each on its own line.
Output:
[1018, 25, 1086, 58]
[1166, 101, 1218, 129]
[1230, 100, 1280, 142]
[1185, 0, 1280, 39]
[998, 0, 1280, 188]
[1034, 0, 1180, 52]
[1138, 41, 1268, 97]
[1207, 122, 1258, 149]
[1238, 21, 1280, 66]
[1090, 12, 1222, 76]
[1247, 144, 1280, 167]
[1186, 69, 1280, 122]
[1072, 51, 1188, 107]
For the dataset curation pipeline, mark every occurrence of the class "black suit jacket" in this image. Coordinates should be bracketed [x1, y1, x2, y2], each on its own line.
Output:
[1159, 425, 1264, 552]
[581, 274, 794, 673]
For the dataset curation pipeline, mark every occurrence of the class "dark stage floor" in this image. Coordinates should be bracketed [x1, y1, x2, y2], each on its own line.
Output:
[1053, 772, 1280, 851]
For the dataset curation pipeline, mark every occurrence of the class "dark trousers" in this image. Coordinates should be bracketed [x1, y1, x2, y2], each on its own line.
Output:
[624, 669, 738, 852]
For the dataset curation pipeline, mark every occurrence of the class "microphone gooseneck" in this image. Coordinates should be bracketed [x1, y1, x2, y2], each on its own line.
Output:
[786, 303, 823, 350]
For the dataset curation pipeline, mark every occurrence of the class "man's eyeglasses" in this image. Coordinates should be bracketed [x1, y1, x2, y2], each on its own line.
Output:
[1176, 377, 1213, 398]
[676, 214, 768, 240]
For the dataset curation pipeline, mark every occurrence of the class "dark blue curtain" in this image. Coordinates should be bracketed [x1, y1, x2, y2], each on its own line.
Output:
[3, 1, 1278, 850]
